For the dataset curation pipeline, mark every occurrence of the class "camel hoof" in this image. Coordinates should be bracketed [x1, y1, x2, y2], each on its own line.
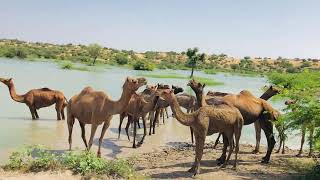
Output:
[97, 153, 101, 158]
[220, 164, 227, 169]
[296, 154, 302, 157]
[275, 151, 280, 153]
[187, 167, 195, 173]
[132, 145, 137, 149]
[282, 151, 285, 154]
[261, 159, 269, 164]
[232, 166, 237, 171]
[252, 149, 260, 154]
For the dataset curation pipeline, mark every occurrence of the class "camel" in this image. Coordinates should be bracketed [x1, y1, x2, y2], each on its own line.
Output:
[67, 77, 147, 157]
[0, 77, 68, 120]
[285, 99, 315, 157]
[207, 86, 280, 153]
[188, 79, 279, 164]
[118, 85, 159, 148]
[157, 89, 244, 176]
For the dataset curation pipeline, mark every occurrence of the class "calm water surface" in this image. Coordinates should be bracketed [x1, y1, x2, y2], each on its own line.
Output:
[0, 58, 300, 162]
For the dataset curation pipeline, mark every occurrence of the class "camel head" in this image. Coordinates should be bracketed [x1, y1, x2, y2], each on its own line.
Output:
[187, 79, 205, 94]
[267, 85, 281, 96]
[156, 88, 175, 104]
[146, 85, 158, 94]
[0, 77, 13, 87]
[157, 83, 170, 89]
[285, 99, 297, 105]
[124, 77, 147, 92]
[172, 85, 184, 94]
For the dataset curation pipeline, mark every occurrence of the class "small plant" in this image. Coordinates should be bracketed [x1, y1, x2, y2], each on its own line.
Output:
[3, 146, 139, 178]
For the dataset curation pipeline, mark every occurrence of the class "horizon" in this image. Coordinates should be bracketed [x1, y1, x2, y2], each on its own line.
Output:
[1, 1, 320, 59]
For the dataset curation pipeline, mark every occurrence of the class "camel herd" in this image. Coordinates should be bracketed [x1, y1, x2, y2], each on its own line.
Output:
[0, 76, 309, 176]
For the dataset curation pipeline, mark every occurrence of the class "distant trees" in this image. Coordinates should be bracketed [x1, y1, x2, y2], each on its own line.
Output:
[87, 44, 102, 65]
[186, 47, 205, 78]
[114, 53, 129, 65]
[133, 60, 155, 71]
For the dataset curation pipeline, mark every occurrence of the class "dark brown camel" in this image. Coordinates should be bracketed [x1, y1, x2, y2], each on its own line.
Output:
[158, 89, 244, 176]
[188, 79, 279, 164]
[0, 77, 68, 120]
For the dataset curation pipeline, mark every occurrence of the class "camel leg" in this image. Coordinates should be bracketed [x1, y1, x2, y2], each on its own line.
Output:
[188, 132, 205, 176]
[55, 101, 64, 120]
[97, 119, 111, 157]
[118, 113, 125, 139]
[79, 121, 88, 148]
[296, 126, 306, 157]
[88, 123, 98, 151]
[162, 109, 165, 125]
[165, 107, 169, 118]
[260, 119, 275, 164]
[34, 109, 39, 119]
[148, 111, 154, 135]
[125, 120, 131, 141]
[221, 133, 234, 168]
[132, 116, 137, 148]
[252, 120, 261, 154]
[28, 105, 36, 120]
[233, 127, 241, 168]
[67, 115, 75, 151]
[213, 133, 222, 149]
[61, 108, 65, 120]
[152, 109, 160, 134]
[308, 126, 314, 157]
[190, 127, 194, 144]
[138, 116, 147, 146]
[217, 134, 228, 165]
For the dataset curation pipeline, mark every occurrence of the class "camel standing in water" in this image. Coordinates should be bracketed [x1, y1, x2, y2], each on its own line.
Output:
[0, 77, 67, 120]
[67, 77, 147, 157]
[188, 79, 279, 164]
[158, 89, 244, 176]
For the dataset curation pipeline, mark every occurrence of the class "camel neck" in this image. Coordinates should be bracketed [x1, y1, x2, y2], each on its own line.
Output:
[7, 83, 25, 103]
[169, 95, 195, 126]
[143, 93, 158, 112]
[194, 91, 206, 108]
[109, 88, 134, 115]
[260, 90, 277, 100]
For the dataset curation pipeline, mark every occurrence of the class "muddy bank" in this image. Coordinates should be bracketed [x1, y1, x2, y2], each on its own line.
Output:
[133, 142, 318, 179]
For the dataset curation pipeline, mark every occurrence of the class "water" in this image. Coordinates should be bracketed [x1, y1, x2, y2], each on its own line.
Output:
[0, 58, 300, 162]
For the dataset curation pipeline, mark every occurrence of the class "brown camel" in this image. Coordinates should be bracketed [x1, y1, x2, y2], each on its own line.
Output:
[118, 85, 159, 148]
[158, 89, 244, 175]
[207, 86, 280, 152]
[188, 79, 279, 164]
[0, 77, 68, 120]
[285, 99, 315, 157]
[67, 77, 147, 157]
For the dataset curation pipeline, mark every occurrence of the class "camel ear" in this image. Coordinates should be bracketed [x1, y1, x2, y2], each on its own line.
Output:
[170, 89, 174, 94]
[126, 77, 130, 82]
[8, 78, 13, 82]
[203, 84, 206, 88]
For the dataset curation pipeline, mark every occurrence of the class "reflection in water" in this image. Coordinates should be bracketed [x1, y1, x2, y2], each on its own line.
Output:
[0, 58, 299, 162]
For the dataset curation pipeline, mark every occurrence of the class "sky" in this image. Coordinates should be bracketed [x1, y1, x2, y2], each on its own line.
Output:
[0, 0, 320, 58]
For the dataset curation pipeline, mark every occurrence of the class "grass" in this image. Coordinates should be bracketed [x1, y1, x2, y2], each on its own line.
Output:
[59, 61, 89, 71]
[204, 68, 263, 77]
[284, 157, 320, 178]
[3, 145, 144, 179]
[137, 73, 223, 86]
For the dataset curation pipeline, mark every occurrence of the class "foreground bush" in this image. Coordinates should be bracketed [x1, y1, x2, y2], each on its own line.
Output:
[3, 145, 138, 178]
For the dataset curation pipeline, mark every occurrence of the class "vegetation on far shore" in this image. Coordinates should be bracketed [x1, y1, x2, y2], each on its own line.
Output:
[137, 73, 223, 86]
[2, 145, 144, 179]
[0, 39, 319, 75]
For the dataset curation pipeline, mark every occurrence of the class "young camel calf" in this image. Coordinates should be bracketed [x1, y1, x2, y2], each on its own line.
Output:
[158, 89, 244, 176]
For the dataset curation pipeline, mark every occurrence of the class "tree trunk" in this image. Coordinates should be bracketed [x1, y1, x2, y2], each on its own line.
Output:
[190, 67, 194, 78]
[93, 57, 97, 65]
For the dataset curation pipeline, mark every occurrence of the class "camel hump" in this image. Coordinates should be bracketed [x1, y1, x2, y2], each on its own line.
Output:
[40, 87, 52, 91]
[239, 90, 254, 97]
[81, 86, 94, 94]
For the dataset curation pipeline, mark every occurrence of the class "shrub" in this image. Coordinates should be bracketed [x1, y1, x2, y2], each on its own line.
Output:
[133, 60, 155, 71]
[115, 54, 128, 65]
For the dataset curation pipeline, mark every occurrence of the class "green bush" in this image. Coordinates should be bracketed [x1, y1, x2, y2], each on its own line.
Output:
[115, 54, 128, 65]
[133, 60, 155, 71]
[3, 146, 138, 178]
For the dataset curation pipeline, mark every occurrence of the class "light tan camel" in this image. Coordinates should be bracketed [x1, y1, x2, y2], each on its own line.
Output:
[188, 79, 279, 164]
[158, 89, 244, 176]
[118, 85, 159, 148]
[67, 77, 147, 157]
[0, 77, 67, 120]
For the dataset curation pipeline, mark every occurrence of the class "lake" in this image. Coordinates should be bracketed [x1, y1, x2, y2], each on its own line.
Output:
[0, 58, 300, 163]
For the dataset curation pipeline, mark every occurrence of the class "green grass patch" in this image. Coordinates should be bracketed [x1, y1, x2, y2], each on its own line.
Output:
[3, 145, 143, 179]
[137, 73, 223, 86]
[59, 61, 89, 71]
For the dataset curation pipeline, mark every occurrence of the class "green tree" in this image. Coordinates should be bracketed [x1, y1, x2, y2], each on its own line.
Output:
[115, 53, 129, 65]
[186, 47, 205, 78]
[87, 44, 102, 65]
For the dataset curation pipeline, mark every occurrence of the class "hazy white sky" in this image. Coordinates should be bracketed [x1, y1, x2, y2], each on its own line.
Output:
[1, 0, 320, 58]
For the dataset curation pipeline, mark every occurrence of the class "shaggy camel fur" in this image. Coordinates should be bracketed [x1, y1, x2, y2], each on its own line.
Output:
[188, 80, 279, 164]
[158, 89, 244, 176]
[118, 85, 159, 148]
[67, 77, 147, 157]
[285, 99, 315, 157]
[0, 77, 67, 120]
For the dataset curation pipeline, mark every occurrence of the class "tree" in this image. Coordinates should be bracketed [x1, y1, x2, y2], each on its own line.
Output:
[87, 44, 102, 65]
[186, 47, 205, 78]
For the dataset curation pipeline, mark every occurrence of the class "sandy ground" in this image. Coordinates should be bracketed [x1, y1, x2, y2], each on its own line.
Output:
[134, 142, 317, 180]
